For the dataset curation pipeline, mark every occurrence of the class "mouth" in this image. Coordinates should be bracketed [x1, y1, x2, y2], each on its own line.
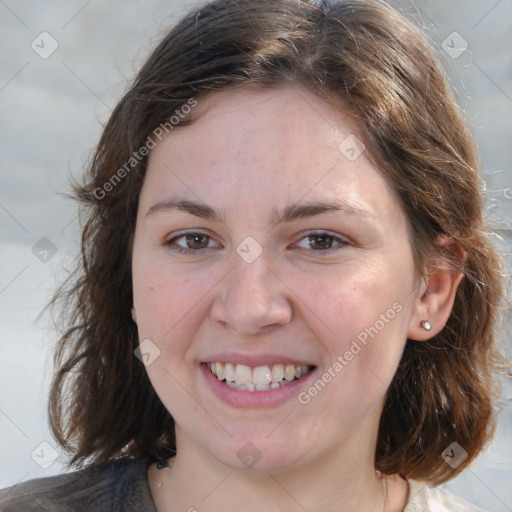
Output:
[206, 361, 315, 392]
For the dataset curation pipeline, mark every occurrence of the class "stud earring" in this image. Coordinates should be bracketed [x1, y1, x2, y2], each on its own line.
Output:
[420, 320, 431, 331]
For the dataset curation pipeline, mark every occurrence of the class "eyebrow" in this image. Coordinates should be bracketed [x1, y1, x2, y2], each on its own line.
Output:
[146, 198, 375, 223]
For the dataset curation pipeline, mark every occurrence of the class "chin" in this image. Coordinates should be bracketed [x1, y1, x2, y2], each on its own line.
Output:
[194, 427, 316, 473]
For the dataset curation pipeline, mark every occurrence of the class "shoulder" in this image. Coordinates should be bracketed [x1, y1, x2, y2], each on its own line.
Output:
[405, 479, 488, 512]
[0, 459, 155, 512]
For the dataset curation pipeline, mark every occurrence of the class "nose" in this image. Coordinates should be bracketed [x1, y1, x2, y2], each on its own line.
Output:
[210, 251, 293, 336]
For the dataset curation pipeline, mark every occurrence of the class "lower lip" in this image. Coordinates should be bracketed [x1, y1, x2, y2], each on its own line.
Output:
[200, 363, 316, 408]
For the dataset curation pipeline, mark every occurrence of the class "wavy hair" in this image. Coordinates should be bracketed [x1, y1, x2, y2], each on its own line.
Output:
[49, 0, 506, 484]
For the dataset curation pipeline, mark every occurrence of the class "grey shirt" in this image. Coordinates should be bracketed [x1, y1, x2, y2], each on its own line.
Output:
[0, 459, 155, 511]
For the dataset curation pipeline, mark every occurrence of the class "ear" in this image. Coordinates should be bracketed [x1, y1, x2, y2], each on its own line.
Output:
[131, 306, 137, 323]
[408, 238, 465, 341]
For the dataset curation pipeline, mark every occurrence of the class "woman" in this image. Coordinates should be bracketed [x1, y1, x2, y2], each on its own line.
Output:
[0, 0, 506, 510]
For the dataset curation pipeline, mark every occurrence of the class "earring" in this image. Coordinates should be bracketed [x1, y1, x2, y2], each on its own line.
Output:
[420, 320, 431, 331]
[156, 459, 171, 488]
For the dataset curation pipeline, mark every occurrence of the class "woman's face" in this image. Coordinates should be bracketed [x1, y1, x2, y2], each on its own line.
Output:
[132, 86, 422, 471]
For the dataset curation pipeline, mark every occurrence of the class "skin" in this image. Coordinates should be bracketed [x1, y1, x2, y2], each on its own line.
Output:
[131, 86, 463, 512]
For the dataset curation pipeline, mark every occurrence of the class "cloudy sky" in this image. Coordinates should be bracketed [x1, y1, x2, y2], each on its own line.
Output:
[1, 0, 511, 510]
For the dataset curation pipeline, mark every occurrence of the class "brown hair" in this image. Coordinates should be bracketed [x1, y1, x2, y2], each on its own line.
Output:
[49, 0, 506, 484]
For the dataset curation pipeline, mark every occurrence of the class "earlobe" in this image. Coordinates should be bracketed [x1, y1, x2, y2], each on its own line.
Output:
[131, 307, 137, 323]
[408, 241, 465, 341]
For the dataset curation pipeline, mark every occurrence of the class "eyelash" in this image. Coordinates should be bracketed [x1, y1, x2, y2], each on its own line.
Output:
[163, 230, 348, 255]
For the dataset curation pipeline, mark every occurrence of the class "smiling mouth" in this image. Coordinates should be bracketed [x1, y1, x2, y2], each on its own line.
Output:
[206, 362, 315, 392]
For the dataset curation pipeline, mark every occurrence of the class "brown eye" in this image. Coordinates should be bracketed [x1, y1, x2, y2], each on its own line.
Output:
[185, 233, 210, 249]
[164, 232, 219, 254]
[308, 234, 334, 250]
[294, 231, 348, 254]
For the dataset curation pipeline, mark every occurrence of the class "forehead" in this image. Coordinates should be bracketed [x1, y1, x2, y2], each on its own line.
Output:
[160, 86, 359, 170]
[142, 85, 402, 223]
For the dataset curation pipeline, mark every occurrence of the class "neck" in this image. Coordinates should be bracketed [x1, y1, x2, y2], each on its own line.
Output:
[148, 425, 407, 512]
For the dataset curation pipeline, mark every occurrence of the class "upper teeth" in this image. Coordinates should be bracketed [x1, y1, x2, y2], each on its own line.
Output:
[207, 362, 311, 389]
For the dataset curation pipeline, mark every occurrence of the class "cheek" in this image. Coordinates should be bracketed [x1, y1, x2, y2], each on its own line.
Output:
[132, 247, 220, 341]
[288, 256, 414, 382]
[296, 261, 410, 335]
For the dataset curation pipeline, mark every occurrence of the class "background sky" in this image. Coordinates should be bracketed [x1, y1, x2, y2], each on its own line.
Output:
[1, 0, 511, 510]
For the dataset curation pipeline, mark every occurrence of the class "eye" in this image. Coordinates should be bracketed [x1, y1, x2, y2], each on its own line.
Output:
[164, 232, 220, 254]
[294, 231, 348, 253]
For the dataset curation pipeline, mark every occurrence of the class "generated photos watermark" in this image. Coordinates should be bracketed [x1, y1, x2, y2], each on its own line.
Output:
[297, 301, 403, 405]
[93, 97, 198, 200]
